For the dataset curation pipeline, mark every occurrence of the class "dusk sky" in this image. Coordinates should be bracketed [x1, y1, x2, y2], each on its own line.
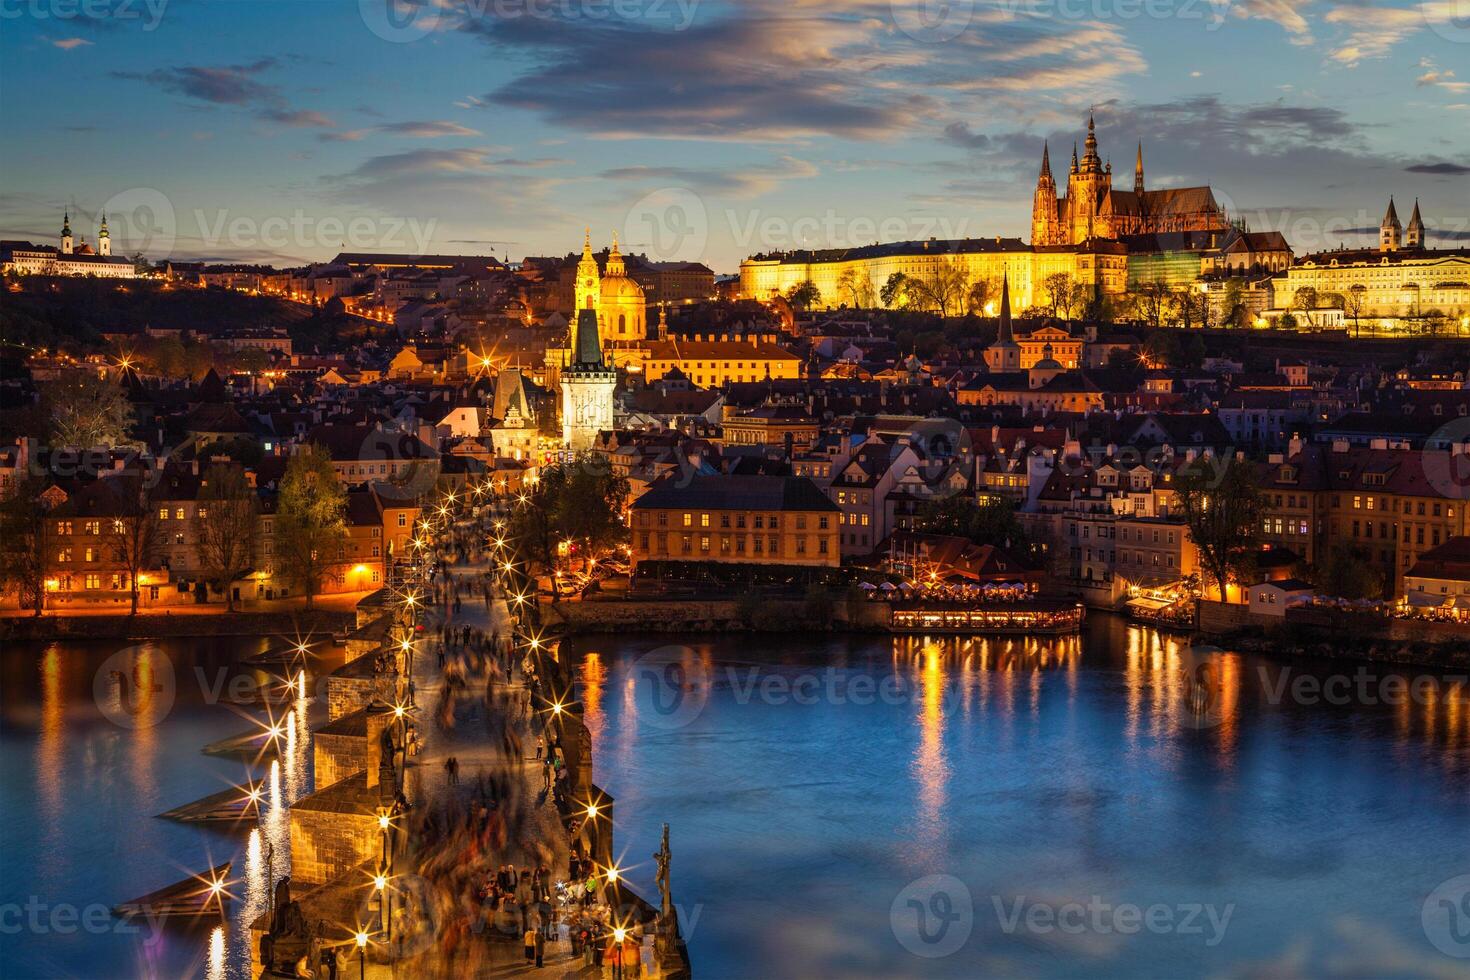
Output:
[2, 0, 1467, 271]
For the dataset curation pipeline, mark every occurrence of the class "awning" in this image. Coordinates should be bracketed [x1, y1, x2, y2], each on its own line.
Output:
[1126, 596, 1172, 612]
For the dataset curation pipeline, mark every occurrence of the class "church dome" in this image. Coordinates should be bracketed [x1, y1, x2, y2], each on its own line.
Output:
[600, 274, 644, 301]
[1033, 342, 1062, 371]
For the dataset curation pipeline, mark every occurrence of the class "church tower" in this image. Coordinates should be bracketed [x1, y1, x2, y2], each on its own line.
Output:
[1380, 198, 1402, 252]
[983, 274, 1021, 374]
[1134, 143, 1145, 196]
[1405, 199, 1425, 249]
[1031, 143, 1062, 246]
[98, 212, 111, 256]
[574, 228, 601, 315]
[60, 211, 73, 255]
[560, 307, 616, 451]
[1066, 114, 1109, 243]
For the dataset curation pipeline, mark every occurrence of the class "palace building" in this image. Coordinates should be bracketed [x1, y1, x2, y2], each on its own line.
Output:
[1269, 198, 1470, 321]
[739, 237, 1127, 311]
[1, 210, 137, 278]
[1032, 115, 1231, 246]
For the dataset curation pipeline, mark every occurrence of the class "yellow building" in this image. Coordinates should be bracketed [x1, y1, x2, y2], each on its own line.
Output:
[630, 475, 840, 567]
[573, 230, 646, 343]
[739, 237, 1125, 311]
[637, 337, 802, 387]
[1272, 247, 1470, 321]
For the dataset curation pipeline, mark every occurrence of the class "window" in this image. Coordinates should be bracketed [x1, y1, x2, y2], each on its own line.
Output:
[176, 508, 185, 520]
[85, 574, 101, 590]
[683, 513, 692, 527]
[657, 512, 667, 527]
[700, 536, 710, 553]
[197, 506, 208, 520]
[736, 515, 746, 529]
[84, 548, 94, 563]
[700, 514, 710, 528]
[84, 521, 100, 535]
[720, 514, 730, 529]
[398, 513, 407, 527]
[57, 548, 72, 562]
[56, 521, 73, 535]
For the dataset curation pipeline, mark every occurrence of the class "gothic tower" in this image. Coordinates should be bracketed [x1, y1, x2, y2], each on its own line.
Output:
[60, 211, 73, 255]
[1066, 114, 1109, 243]
[1405, 199, 1425, 249]
[560, 307, 616, 451]
[1031, 143, 1062, 246]
[1134, 143, 1145, 196]
[98, 212, 111, 256]
[1380, 198, 1402, 252]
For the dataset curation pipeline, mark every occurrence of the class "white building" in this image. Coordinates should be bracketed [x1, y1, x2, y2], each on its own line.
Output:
[1, 210, 137, 278]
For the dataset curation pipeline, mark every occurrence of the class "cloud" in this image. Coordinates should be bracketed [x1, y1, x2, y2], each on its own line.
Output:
[941, 122, 991, 150]
[51, 37, 94, 50]
[112, 57, 335, 129]
[320, 120, 481, 142]
[1416, 59, 1470, 93]
[455, 2, 1145, 142]
[1323, 0, 1463, 64]
[1405, 161, 1470, 175]
[1224, 0, 1314, 45]
[599, 156, 818, 197]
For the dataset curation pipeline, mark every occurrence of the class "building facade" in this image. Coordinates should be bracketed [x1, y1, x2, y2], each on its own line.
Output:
[630, 475, 841, 567]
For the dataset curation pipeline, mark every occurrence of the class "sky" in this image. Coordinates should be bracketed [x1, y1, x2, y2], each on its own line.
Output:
[1, 0, 1467, 273]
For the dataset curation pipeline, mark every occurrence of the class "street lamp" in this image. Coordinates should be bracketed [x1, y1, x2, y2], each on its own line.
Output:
[355, 931, 368, 980]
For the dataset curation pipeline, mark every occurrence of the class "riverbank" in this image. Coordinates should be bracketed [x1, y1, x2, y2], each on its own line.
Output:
[0, 608, 355, 641]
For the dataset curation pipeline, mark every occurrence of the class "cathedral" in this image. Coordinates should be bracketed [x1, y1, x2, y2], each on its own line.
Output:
[573, 230, 646, 343]
[1031, 115, 1230, 246]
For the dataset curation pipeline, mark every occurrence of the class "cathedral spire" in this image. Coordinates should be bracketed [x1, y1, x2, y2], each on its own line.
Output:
[1134, 142, 1144, 195]
[1071, 143, 1078, 173]
[1406, 198, 1425, 248]
[1040, 142, 1052, 180]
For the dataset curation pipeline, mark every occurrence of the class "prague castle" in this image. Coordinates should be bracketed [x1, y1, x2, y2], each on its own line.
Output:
[739, 115, 1236, 311]
[1031, 114, 1230, 245]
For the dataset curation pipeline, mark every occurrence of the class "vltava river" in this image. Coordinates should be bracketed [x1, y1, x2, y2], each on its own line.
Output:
[567, 617, 1470, 978]
[2, 618, 1468, 977]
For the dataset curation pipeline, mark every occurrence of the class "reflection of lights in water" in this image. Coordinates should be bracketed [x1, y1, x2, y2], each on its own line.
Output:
[130, 647, 157, 800]
[907, 644, 950, 868]
[581, 652, 605, 755]
[227, 828, 268, 968]
[37, 646, 63, 823]
[206, 925, 225, 980]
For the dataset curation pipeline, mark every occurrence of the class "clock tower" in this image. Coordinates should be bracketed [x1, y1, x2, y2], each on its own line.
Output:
[560, 307, 616, 451]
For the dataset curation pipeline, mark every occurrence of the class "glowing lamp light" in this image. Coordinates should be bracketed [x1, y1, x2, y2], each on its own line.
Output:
[355, 931, 369, 949]
[585, 803, 599, 818]
[613, 927, 627, 943]
[605, 866, 620, 884]
[373, 874, 387, 891]
[378, 814, 391, 830]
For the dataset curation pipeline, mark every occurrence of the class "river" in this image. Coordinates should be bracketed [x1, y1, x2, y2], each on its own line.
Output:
[1, 618, 1468, 977]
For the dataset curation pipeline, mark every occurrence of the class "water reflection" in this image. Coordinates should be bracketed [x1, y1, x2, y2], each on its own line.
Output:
[908, 644, 949, 869]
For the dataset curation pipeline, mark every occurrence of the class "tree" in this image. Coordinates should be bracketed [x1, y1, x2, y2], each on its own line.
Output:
[915, 495, 1030, 555]
[195, 462, 259, 611]
[880, 273, 909, 310]
[1131, 280, 1173, 330]
[1042, 272, 1086, 320]
[1311, 545, 1384, 600]
[107, 479, 163, 616]
[275, 445, 347, 608]
[1142, 330, 1181, 369]
[836, 268, 875, 309]
[1344, 284, 1367, 337]
[0, 475, 54, 616]
[1173, 457, 1263, 601]
[40, 369, 134, 449]
[785, 280, 821, 311]
[966, 277, 997, 316]
[1173, 286, 1209, 330]
[905, 257, 969, 318]
[1292, 286, 1319, 329]
[509, 456, 628, 602]
[1221, 279, 1245, 328]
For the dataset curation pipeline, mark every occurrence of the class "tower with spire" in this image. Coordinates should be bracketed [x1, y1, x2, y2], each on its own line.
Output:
[1380, 198, 1402, 252]
[574, 228, 601, 315]
[60, 211, 73, 255]
[1405, 199, 1425, 250]
[560, 303, 616, 451]
[98, 212, 111, 257]
[1031, 143, 1061, 246]
[1134, 143, 1145, 196]
[983, 275, 1021, 374]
